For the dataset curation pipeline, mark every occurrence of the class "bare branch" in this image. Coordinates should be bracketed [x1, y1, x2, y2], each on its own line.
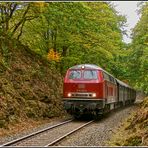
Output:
[9, 3, 18, 18]
[11, 4, 30, 35]
[17, 20, 25, 40]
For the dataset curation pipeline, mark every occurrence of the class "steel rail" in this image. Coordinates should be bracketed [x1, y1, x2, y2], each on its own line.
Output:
[1, 119, 73, 147]
[44, 120, 94, 147]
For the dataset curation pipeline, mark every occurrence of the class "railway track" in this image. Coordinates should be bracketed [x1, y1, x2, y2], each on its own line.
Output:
[1, 119, 94, 147]
[1, 119, 73, 147]
[45, 120, 94, 146]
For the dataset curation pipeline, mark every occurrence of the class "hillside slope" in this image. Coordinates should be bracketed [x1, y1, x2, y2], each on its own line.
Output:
[109, 97, 148, 146]
[0, 38, 64, 128]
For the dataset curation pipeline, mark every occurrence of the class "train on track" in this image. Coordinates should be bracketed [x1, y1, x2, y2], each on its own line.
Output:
[63, 64, 136, 118]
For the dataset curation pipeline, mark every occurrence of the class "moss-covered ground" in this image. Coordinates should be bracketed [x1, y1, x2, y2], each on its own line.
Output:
[0, 38, 65, 129]
[108, 97, 148, 146]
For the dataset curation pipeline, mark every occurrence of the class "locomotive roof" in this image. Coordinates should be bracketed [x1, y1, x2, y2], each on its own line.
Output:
[69, 64, 133, 89]
[69, 64, 102, 70]
[116, 79, 132, 88]
[69, 64, 115, 77]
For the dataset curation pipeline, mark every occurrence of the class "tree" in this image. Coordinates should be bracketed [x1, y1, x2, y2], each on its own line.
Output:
[127, 2, 148, 93]
[0, 2, 40, 40]
[2, 2, 126, 76]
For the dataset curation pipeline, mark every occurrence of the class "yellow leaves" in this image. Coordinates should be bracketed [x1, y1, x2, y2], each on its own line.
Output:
[47, 48, 61, 62]
[83, 43, 91, 49]
[33, 2, 47, 12]
[34, 2, 46, 7]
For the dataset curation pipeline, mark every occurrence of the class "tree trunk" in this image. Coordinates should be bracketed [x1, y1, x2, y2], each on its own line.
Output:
[62, 46, 68, 56]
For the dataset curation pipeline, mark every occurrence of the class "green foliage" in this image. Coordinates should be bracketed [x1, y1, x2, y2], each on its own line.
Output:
[0, 2, 41, 39]
[19, 2, 126, 75]
[127, 2, 148, 94]
[0, 38, 13, 70]
[2, 2, 146, 92]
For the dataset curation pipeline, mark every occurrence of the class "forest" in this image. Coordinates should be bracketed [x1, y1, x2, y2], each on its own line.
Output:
[0, 2, 148, 146]
[0, 2, 147, 94]
[0, 1, 148, 131]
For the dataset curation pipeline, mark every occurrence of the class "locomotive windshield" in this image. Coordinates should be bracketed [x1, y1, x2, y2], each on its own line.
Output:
[83, 70, 98, 79]
[68, 70, 98, 80]
[69, 70, 81, 79]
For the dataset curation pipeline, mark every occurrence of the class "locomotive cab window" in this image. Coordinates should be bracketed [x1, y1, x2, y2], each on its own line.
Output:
[103, 72, 110, 81]
[103, 72, 116, 84]
[83, 70, 98, 79]
[69, 70, 81, 79]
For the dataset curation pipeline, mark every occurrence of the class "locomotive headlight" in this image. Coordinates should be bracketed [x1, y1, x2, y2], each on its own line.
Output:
[92, 93, 96, 97]
[67, 93, 72, 97]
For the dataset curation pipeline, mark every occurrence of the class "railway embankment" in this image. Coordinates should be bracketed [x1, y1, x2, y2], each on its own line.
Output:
[0, 38, 65, 130]
[108, 97, 148, 146]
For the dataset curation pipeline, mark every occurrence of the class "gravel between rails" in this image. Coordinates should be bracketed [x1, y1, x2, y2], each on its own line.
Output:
[56, 105, 139, 146]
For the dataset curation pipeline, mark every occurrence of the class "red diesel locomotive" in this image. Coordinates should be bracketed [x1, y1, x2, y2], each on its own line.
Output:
[63, 64, 136, 118]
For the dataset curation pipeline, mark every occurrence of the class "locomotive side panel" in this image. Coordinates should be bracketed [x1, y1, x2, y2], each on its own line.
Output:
[116, 79, 136, 106]
[102, 71, 118, 105]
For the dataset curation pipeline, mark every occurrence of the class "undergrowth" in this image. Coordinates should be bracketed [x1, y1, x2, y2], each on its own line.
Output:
[108, 97, 148, 146]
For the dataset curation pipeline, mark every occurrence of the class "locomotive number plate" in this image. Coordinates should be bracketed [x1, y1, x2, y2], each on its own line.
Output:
[78, 84, 85, 89]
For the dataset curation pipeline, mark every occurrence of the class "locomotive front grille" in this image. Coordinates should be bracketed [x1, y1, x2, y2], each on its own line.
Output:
[71, 93, 94, 98]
